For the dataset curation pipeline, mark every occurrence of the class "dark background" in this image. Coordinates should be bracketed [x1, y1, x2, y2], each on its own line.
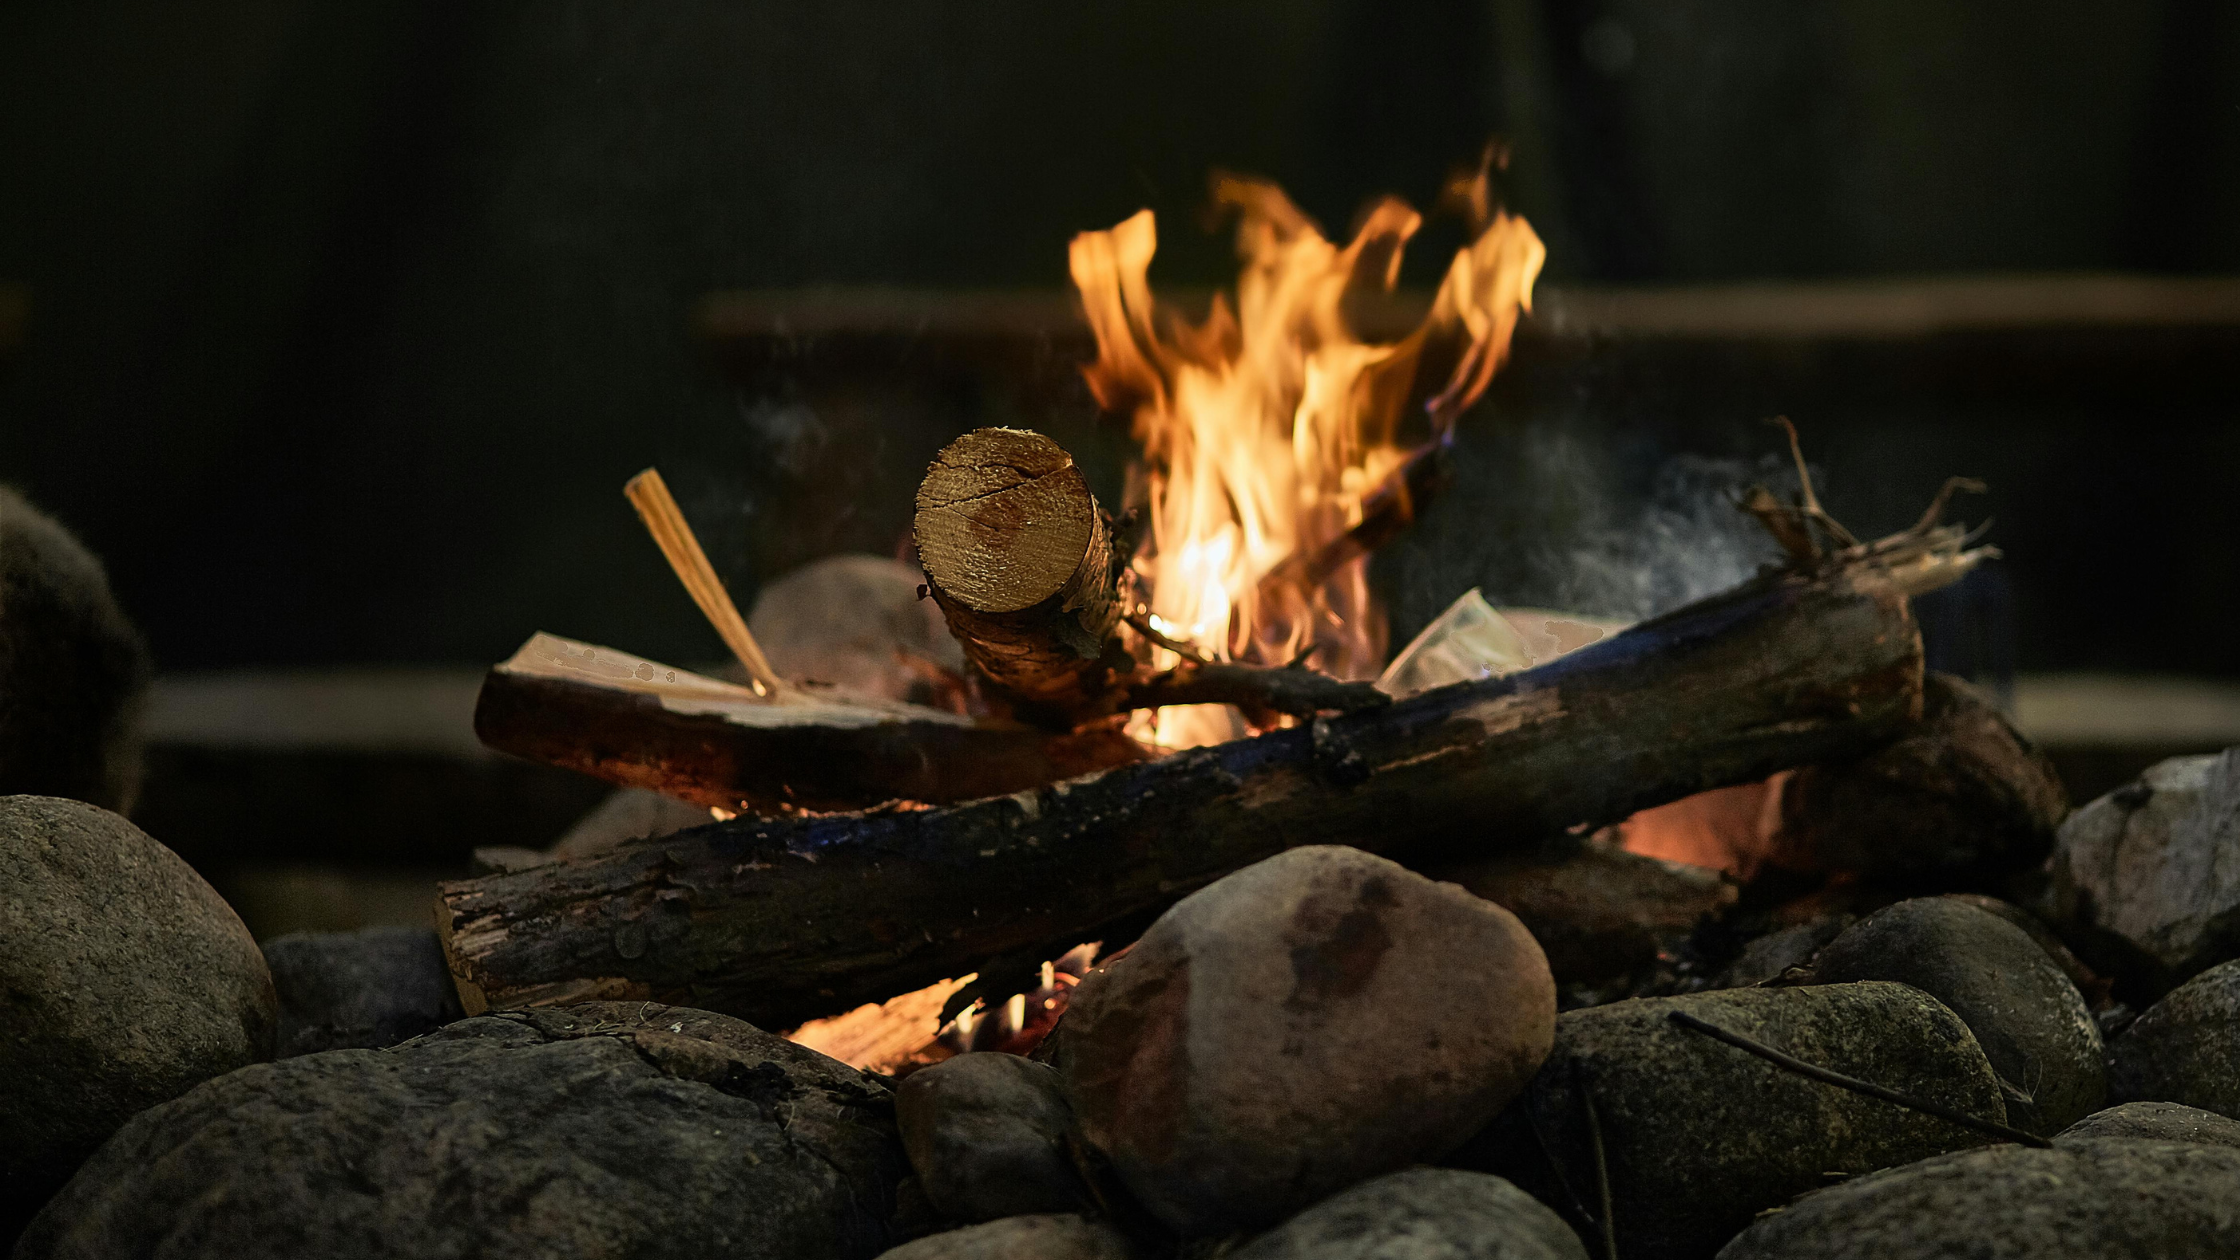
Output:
[3, 0, 2236, 678]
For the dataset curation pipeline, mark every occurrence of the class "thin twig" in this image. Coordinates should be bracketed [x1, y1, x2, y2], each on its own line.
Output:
[1125, 611, 1214, 664]
[1668, 1010, 2051, 1148]
[1521, 1102, 1597, 1227]
[623, 468, 785, 697]
[1581, 1073, 1620, 1260]
[1770, 416, 1859, 550]
[1911, 476, 1989, 534]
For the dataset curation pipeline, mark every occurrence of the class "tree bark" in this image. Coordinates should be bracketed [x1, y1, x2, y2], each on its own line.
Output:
[913, 427, 1130, 724]
[473, 632, 1148, 813]
[440, 559, 1927, 1026]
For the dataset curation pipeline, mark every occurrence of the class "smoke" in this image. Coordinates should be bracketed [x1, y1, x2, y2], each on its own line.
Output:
[1542, 449, 1795, 622]
[738, 395, 831, 479]
[1385, 420, 1805, 640]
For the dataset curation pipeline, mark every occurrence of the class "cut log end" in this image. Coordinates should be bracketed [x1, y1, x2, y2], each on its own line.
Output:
[915, 427, 1100, 614]
[914, 428, 1127, 716]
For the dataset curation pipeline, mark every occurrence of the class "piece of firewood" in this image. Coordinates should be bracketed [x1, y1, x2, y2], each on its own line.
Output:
[473, 633, 1148, 813]
[438, 547, 1949, 1026]
[913, 427, 1131, 723]
[1119, 659, 1388, 719]
[622, 466, 786, 697]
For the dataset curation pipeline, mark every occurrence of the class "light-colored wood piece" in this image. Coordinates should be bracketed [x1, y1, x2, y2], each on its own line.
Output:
[912, 428, 1125, 716]
[623, 467, 785, 698]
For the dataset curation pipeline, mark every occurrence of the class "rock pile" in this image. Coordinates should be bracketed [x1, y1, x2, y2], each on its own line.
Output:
[10, 677, 2240, 1259]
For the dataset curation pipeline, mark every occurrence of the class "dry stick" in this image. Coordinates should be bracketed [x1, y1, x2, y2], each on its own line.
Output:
[623, 468, 785, 697]
[1581, 1075, 1620, 1260]
[1668, 1011, 2053, 1148]
[1770, 416, 1860, 550]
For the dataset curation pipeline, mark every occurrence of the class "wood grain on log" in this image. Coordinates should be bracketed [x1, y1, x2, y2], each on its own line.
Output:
[473, 633, 1147, 813]
[439, 561, 1926, 1026]
[913, 428, 1128, 722]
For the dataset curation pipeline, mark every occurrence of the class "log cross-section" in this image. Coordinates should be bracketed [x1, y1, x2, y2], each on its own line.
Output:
[913, 427, 1127, 721]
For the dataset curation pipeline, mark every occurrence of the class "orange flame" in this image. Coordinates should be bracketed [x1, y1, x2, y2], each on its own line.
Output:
[1069, 174, 1544, 745]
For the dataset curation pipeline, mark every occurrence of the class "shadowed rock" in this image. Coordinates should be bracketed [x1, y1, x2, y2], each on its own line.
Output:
[1717, 1139, 2240, 1259]
[0, 490, 151, 813]
[263, 926, 464, 1057]
[1805, 896, 2104, 1133]
[873, 1214, 1143, 1260]
[1, 796, 274, 1237]
[1457, 982, 2007, 1260]
[2109, 958, 2240, 1120]
[16, 1003, 906, 1260]
[2058, 1101, 2240, 1149]
[1229, 1168, 1588, 1260]
[896, 1052, 1088, 1222]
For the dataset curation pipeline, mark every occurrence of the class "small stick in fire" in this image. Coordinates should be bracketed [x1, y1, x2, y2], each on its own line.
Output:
[622, 467, 786, 698]
[1737, 419, 1995, 593]
[1668, 1010, 2052, 1148]
[1580, 1066, 1620, 1260]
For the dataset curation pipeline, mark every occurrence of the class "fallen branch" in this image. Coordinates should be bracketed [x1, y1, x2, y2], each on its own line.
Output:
[440, 549, 1940, 1026]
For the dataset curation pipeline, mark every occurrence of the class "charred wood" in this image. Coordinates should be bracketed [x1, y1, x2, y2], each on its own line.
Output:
[440, 558, 1932, 1026]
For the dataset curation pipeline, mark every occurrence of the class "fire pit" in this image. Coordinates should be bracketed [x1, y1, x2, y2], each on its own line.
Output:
[7, 161, 2240, 1260]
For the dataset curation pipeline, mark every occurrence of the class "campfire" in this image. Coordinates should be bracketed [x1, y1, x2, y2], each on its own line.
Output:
[21, 164, 2239, 1260]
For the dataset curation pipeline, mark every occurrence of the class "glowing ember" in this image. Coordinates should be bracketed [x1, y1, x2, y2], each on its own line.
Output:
[1070, 171, 1543, 747]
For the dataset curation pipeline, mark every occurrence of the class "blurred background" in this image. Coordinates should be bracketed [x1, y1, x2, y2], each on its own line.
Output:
[3, 0, 2237, 932]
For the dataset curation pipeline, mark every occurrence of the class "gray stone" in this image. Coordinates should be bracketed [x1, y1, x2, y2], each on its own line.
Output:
[0, 796, 275, 1232]
[1229, 1168, 1589, 1260]
[1458, 983, 2007, 1260]
[0, 489, 151, 813]
[749, 553, 965, 706]
[2043, 748, 2240, 992]
[896, 1052, 1087, 1222]
[16, 1002, 907, 1260]
[1712, 914, 1853, 989]
[262, 926, 465, 1057]
[1939, 893, 2112, 1010]
[1064, 846, 1556, 1237]
[874, 1214, 1142, 1260]
[548, 785, 718, 862]
[1432, 837, 1736, 988]
[1716, 1139, 2240, 1259]
[1770, 673, 2067, 886]
[2057, 1101, 2240, 1149]
[1805, 897, 2104, 1133]
[2109, 958, 2240, 1120]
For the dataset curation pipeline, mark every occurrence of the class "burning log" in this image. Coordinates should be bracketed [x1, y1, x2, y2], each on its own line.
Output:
[437, 538, 1965, 1027]
[472, 633, 1147, 813]
[913, 427, 1131, 724]
[910, 425, 1389, 730]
